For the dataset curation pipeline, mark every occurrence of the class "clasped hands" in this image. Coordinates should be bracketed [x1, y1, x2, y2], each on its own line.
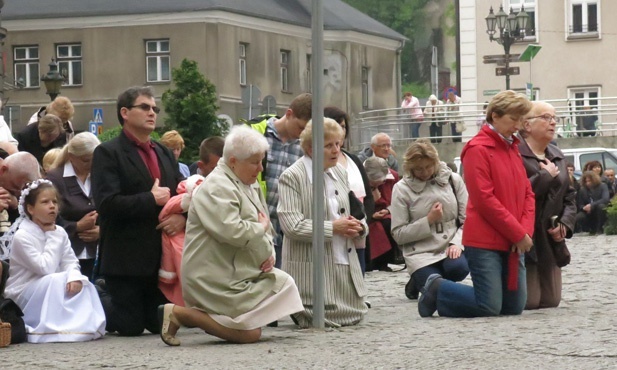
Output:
[333, 216, 364, 238]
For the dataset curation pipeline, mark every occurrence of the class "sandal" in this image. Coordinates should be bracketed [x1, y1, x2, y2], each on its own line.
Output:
[158, 304, 181, 346]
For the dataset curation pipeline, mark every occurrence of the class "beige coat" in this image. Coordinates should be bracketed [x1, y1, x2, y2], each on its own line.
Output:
[390, 162, 467, 275]
[278, 158, 368, 327]
[182, 162, 290, 318]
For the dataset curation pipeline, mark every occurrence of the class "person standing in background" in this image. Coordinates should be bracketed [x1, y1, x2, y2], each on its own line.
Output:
[401, 92, 424, 139]
[446, 92, 463, 143]
[424, 95, 445, 143]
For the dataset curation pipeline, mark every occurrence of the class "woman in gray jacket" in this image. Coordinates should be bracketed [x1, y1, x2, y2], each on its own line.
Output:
[390, 140, 469, 299]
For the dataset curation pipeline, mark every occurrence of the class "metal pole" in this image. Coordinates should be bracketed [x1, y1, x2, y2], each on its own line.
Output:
[311, 0, 325, 329]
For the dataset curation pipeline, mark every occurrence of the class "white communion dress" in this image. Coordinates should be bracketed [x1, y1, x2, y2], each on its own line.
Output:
[4, 218, 106, 343]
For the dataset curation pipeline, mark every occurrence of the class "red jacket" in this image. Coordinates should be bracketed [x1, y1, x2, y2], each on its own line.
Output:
[461, 125, 535, 289]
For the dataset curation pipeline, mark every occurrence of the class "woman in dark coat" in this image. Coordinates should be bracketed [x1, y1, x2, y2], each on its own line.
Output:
[325, 106, 374, 275]
[518, 101, 576, 309]
[46, 132, 101, 279]
[576, 171, 610, 235]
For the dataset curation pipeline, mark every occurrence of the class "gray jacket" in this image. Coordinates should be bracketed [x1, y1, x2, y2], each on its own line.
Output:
[390, 162, 467, 275]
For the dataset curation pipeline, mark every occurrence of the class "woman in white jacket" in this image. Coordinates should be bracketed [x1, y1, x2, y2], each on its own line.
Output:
[390, 139, 469, 300]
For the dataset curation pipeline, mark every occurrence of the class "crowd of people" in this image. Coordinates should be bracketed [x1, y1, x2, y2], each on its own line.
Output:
[0, 87, 608, 347]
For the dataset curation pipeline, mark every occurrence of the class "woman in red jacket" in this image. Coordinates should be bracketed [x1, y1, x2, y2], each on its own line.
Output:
[418, 90, 535, 318]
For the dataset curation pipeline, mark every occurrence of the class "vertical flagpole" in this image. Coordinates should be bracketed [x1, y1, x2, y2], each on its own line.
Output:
[311, 0, 325, 329]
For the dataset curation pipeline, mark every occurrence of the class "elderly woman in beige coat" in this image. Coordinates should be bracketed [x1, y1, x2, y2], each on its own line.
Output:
[157, 125, 303, 346]
[278, 118, 368, 328]
[390, 139, 469, 300]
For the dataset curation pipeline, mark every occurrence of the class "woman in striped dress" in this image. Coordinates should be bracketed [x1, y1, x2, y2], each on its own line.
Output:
[277, 118, 368, 328]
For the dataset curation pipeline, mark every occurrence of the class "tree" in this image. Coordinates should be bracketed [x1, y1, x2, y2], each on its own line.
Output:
[342, 0, 432, 85]
[162, 59, 223, 162]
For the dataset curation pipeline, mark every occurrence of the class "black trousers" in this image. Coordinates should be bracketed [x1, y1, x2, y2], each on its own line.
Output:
[100, 275, 168, 336]
[429, 123, 443, 143]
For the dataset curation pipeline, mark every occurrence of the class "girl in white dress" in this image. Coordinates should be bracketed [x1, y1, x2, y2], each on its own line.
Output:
[4, 179, 106, 343]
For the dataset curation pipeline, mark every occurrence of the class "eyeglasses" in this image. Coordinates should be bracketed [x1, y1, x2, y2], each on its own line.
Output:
[528, 114, 563, 124]
[376, 143, 392, 149]
[129, 103, 161, 114]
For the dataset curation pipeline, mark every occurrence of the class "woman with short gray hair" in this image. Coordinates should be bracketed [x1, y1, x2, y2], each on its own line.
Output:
[158, 124, 303, 346]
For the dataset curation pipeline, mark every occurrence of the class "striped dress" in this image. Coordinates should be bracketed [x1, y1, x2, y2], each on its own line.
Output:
[278, 157, 368, 328]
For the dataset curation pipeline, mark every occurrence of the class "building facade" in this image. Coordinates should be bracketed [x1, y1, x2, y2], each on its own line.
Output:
[461, 0, 613, 111]
[2, 0, 405, 133]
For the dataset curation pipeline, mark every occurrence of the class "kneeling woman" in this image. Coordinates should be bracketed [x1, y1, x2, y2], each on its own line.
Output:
[390, 140, 469, 300]
[158, 125, 303, 346]
[278, 118, 368, 328]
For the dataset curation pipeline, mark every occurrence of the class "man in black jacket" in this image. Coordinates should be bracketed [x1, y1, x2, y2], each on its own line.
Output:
[92, 86, 183, 336]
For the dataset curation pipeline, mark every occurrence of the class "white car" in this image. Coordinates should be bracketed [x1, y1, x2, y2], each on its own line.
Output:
[453, 147, 617, 180]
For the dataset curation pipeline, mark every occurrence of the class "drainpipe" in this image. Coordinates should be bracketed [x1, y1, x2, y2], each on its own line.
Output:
[395, 39, 405, 105]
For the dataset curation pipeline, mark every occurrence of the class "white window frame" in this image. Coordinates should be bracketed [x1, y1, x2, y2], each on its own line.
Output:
[507, 0, 537, 41]
[14, 46, 39, 88]
[568, 86, 601, 131]
[362, 66, 371, 109]
[567, 0, 600, 39]
[56, 44, 82, 86]
[280, 50, 290, 92]
[145, 40, 170, 83]
[239, 43, 247, 86]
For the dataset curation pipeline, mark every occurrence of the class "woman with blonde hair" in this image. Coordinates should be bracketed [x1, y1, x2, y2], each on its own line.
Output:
[17, 114, 66, 164]
[160, 130, 190, 178]
[278, 118, 368, 328]
[417, 90, 535, 318]
[46, 132, 101, 279]
[391, 139, 468, 300]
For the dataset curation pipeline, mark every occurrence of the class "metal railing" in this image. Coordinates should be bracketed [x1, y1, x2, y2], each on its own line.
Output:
[348, 96, 617, 152]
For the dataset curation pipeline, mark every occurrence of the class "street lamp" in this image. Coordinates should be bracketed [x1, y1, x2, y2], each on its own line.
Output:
[40, 59, 64, 101]
[485, 5, 529, 90]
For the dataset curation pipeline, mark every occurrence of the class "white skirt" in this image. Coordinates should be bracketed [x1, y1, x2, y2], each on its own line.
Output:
[209, 277, 303, 330]
[16, 271, 106, 343]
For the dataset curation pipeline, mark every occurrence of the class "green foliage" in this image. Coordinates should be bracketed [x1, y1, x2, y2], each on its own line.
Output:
[342, 0, 431, 84]
[97, 125, 160, 143]
[444, 2, 457, 37]
[162, 59, 223, 162]
[604, 197, 617, 235]
[402, 82, 431, 99]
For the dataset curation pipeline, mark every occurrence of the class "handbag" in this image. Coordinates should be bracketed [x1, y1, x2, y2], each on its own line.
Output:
[455, 121, 467, 133]
[348, 191, 366, 220]
[0, 298, 27, 344]
[550, 239, 571, 268]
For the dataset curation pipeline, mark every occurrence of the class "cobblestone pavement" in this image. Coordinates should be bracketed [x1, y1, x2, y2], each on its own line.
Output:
[3, 234, 617, 369]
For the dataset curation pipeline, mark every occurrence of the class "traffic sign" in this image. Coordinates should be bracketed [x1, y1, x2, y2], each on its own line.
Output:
[93, 108, 103, 123]
[89, 121, 97, 135]
[482, 53, 521, 64]
[495, 66, 520, 76]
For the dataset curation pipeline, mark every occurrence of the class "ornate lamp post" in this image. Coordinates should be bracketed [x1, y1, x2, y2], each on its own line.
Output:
[485, 5, 529, 90]
[40, 59, 64, 101]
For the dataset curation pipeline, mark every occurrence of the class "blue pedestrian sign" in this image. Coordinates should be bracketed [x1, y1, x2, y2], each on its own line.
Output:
[93, 108, 103, 123]
[89, 121, 97, 135]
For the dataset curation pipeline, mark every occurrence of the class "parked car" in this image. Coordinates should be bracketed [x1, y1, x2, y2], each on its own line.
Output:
[453, 147, 617, 180]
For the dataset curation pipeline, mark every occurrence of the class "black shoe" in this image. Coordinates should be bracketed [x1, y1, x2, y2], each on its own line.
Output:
[266, 321, 278, 327]
[404, 276, 419, 300]
[418, 273, 443, 317]
[378, 265, 393, 272]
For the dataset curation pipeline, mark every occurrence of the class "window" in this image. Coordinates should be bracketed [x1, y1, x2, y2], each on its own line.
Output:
[507, 0, 536, 39]
[239, 43, 247, 86]
[569, 87, 600, 134]
[280, 50, 290, 92]
[569, 0, 599, 37]
[306, 54, 312, 93]
[362, 67, 371, 109]
[146, 40, 170, 82]
[56, 44, 82, 86]
[14, 46, 39, 88]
